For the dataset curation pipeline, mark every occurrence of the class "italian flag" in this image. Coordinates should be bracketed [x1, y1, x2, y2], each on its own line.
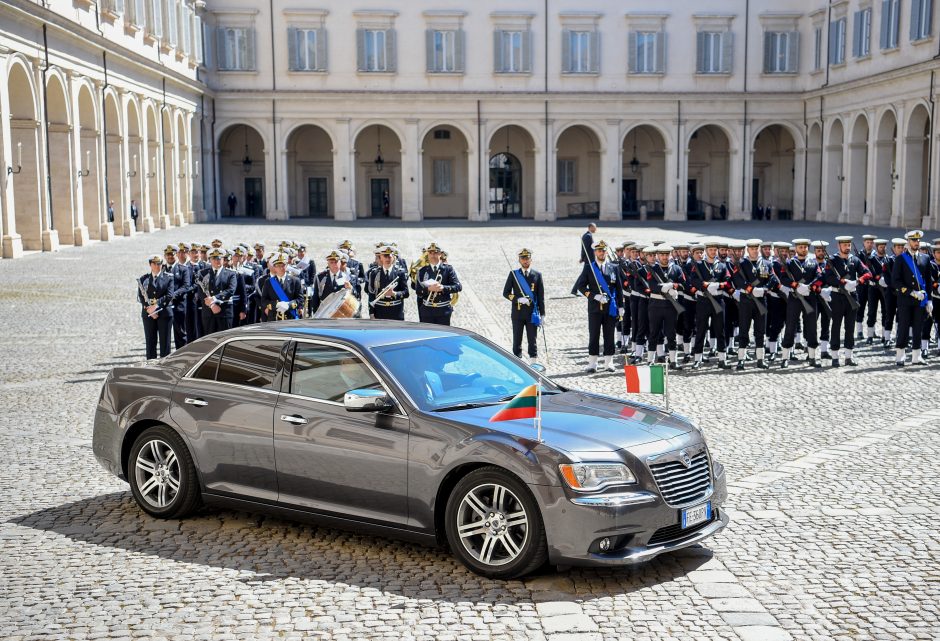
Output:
[620, 405, 661, 424]
[624, 365, 666, 395]
[490, 384, 539, 422]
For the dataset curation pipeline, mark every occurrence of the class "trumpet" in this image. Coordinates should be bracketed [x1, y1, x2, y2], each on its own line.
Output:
[369, 280, 398, 307]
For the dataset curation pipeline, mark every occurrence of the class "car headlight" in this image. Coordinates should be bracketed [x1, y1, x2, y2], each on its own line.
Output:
[559, 463, 636, 492]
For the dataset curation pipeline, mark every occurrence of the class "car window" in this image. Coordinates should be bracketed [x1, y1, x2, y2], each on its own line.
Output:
[216, 340, 283, 390]
[290, 344, 383, 402]
[192, 350, 221, 381]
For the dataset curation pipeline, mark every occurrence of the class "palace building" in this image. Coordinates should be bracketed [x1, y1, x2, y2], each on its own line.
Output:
[1, 0, 938, 257]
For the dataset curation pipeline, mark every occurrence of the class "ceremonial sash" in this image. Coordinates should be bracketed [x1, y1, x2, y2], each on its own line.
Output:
[270, 277, 299, 319]
[591, 262, 619, 318]
[513, 270, 541, 326]
[902, 252, 927, 309]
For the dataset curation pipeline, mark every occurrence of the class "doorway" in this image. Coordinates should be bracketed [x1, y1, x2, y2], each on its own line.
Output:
[308, 177, 328, 217]
[245, 177, 264, 217]
[488, 153, 522, 217]
[752, 177, 760, 219]
[622, 178, 638, 217]
[371, 178, 390, 217]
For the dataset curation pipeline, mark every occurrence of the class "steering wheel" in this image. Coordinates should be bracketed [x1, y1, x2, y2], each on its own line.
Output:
[456, 373, 482, 388]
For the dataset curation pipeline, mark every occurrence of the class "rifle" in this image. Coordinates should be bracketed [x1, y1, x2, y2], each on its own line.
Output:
[784, 258, 815, 315]
[823, 249, 860, 312]
[695, 260, 723, 315]
[736, 261, 767, 316]
[500, 246, 549, 361]
[649, 263, 686, 315]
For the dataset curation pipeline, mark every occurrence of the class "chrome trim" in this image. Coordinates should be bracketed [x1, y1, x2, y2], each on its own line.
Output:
[586, 510, 730, 565]
[179, 378, 281, 396]
[569, 491, 657, 507]
[280, 414, 308, 425]
[184, 397, 208, 407]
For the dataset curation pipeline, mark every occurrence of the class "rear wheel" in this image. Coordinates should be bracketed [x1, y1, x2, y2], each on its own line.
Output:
[128, 425, 201, 519]
[444, 467, 547, 579]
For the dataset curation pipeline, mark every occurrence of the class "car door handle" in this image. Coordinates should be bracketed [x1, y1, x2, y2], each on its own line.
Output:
[184, 397, 208, 407]
[280, 414, 308, 425]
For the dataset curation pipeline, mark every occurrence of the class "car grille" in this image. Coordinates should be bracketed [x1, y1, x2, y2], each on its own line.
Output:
[648, 451, 712, 506]
[647, 510, 718, 547]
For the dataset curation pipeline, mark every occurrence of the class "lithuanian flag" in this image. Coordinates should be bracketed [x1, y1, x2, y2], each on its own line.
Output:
[624, 365, 666, 395]
[489, 384, 539, 422]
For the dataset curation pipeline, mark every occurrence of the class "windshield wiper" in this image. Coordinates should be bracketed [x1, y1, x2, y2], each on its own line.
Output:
[433, 401, 501, 412]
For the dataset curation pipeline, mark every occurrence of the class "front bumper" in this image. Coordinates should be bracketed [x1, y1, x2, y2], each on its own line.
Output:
[531, 461, 728, 566]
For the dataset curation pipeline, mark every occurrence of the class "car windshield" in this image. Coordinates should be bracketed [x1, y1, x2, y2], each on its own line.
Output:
[372, 335, 558, 411]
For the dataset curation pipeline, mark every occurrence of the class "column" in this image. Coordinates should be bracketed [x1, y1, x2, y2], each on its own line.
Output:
[470, 120, 489, 222]
[267, 113, 287, 221]
[157, 112, 171, 230]
[728, 119, 746, 221]
[94, 81, 114, 240]
[0, 51, 24, 258]
[535, 118, 554, 221]
[890, 105, 905, 228]
[68, 73, 89, 245]
[863, 109, 877, 225]
[401, 118, 421, 221]
[465, 124, 478, 221]
[667, 118, 683, 220]
[35, 60, 59, 252]
[793, 145, 807, 220]
[333, 118, 354, 220]
[599, 119, 621, 221]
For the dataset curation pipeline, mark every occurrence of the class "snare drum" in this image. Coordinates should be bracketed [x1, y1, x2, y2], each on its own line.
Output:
[313, 290, 360, 319]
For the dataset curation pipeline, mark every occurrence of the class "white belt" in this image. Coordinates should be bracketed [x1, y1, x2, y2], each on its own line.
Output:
[680, 293, 695, 302]
[630, 291, 648, 299]
[650, 293, 668, 301]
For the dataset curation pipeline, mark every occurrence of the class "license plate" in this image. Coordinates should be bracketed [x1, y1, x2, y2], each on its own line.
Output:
[681, 502, 711, 529]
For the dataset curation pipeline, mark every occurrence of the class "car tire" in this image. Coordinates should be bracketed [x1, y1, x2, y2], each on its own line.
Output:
[128, 425, 201, 519]
[444, 466, 548, 580]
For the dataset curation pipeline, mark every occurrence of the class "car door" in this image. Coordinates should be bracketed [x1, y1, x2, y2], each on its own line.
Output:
[273, 340, 410, 526]
[170, 338, 286, 502]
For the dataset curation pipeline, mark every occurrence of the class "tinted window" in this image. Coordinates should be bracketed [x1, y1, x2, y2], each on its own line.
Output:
[290, 344, 382, 402]
[216, 340, 283, 390]
[192, 350, 221, 380]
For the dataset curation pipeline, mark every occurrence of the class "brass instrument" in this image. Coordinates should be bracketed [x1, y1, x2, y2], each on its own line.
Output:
[426, 266, 444, 306]
[408, 251, 429, 287]
[369, 280, 399, 308]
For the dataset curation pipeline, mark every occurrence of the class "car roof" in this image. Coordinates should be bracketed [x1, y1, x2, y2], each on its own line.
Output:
[228, 320, 471, 349]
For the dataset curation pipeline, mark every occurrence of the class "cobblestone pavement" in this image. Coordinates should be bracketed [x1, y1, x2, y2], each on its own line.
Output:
[1, 219, 938, 641]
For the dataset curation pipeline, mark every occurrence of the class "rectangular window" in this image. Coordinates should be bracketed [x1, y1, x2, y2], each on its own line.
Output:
[182, 6, 192, 56]
[290, 28, 327, 71]
[290, 345, 382, 402]
[911, 0, 934, 40]
[853, 8, 872, 57]
[130, 0, 145, 28]
[495, 30, 530, 73]
[763, 31, 800, 73]
[433, 159, 453, 195]
[881, 0, 901, 49]
[216, 340, 283, 390]
[218, 27, 254, 71]
[103, 0, 125, 15]
[146, 0, 163, 38]
[563, 30, 597, 73]
[814, 26, 823, 69]
[166, 0, 178, 47]
[558, 159, 576, 194]
[631, 31, 664, 74]
[428, 30, 457, 72]
[366, 29, 386, 71]
[195, 15, 204, 63]
[829, 17, 847, 64]
[697, 31, 731, 74]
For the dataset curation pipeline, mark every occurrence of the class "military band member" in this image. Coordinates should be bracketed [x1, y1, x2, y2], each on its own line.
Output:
[689, 241, 733, 369]
[188, 243, 207, 339]
[892, 230, 934, 366]
[574, 240, 622, 372]
[198, 247, 237, 334]
[176, 242, 198, 344]
[415, 243, 461, 325]
[310, 250, 351, 316]
[647, 245, 686, 370]
[259, 252, 304, 321]
[138, 254, 175, 359]
[732, 239, 779, 370]
[821, 236, 872, 366]
[779, 239, 824, 368]
[368, 246, 410, 321]
[502, 248, 546, 364]
[164, 244, 191, 348]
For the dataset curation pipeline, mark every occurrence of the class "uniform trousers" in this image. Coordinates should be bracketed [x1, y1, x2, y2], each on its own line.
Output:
[679, 298, 696, 346]
[373, 303, 405, 321]
[883, 290, 897, 332]
[828, 294, 857, 351]
[143, 313, 172, 359]
[724, 298, 739, 346]
[895, 300, 926, 349]
[202, 309, 234, 335]
[856, 283, 870, 328]
[630, 296, 649, 347]
[736, 296, 766, 349]
[866, 286, 887, 330]
[781, 296, 818, 349]
[172, 304, 188, 349]
[766, 295, 787, 343]
[692, 298, 725, 354]
[511, 318, 539, 358]
[419, 306, 452, 325]
[648, 301, 679, 352]
[588, 312, 617, 356]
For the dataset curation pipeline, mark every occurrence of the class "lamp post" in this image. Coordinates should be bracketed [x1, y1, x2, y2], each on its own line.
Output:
[77, 149, 90, 177]
[373, 125, 384, 173]
[127, 153, 138, 178]
[242, 125, 252, 174]
[629, 130, 639, 174]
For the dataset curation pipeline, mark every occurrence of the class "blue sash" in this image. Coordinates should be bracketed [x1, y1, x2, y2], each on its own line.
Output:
[902, 252, 927, 309]
[513, 269, 541, 326]
[591, 262, 619, 318]
[270, 277, 299, 319]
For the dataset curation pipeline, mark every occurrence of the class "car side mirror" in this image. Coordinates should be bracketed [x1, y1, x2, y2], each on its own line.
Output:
[529, 362, 546, 374]
[344, 388, 393, 412]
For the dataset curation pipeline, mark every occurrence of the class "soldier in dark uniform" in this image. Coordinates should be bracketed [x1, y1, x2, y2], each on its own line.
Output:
[810, 240, 834, 360]
[414, 242, 461, 326]
[765, 242, 792, 361]
[647, 245, 687, 370]
[614, 242, 634, 353]
[865, 239, 890, 345]
[502, 248, 546, 365]
[188, 243, 208, 339]
[198, 247, 237, 334]
[163, 244, 191, 348]
[260, 252, 304, 321]
[176, 242, 198, 344]
[882, 239, 906, 348]
[574, 240, 622, 372]
[338, 240, 366, 314]
[821, 236, 871, 366]
[672, 242, 696, 361]
[723, 242, 743, 355]
[138, 254, 175, 359]
[224, 248, 247, 326]
[892, 230, 934, 366]
[689, 241, 733, 369]
[855, 234, 877, 339]
[367, 245, 410, 321]
[310, 250, 351, 316]
[731, 239, 779, 370]
[927, 243, 940, 356]
[779, 239, 825, 368]
[571, 223, 597, 295]
[629, 246, 654, 364]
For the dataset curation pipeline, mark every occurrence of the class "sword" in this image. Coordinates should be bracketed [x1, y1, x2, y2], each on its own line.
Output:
[137, 279, 162, 315]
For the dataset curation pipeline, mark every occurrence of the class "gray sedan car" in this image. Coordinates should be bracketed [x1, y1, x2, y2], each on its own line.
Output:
[93, 321, 728, 579]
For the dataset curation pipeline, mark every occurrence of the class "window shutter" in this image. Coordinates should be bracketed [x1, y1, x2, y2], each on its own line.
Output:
[628, 31, 638, 73]
[356, 28, 366, 71]
[455, 29, 466, 73]
[696, 32, 706, 73]
[787, 31, 800, 72]
[287, 27, 298, 71]
[386, 28, 397, 72]
[853, 12, 862, 56]
[522, 30, 533, 72]
[590, 31, 600, 73]
[911, 0, 923, 39]
[316, 28, 327, 71]
[426, 29, 435, 72]
[216, 27, 226, 69]
[247, 28, 256, 70]
[721, 31, 733, 73]
[828, 21, 837, 63]
[561, 29, 572, 72]
[763, 32, 774, 72]
[926, 0, 935, 38]
[655, 32, 666, 73]
[493, 30, 504, 72]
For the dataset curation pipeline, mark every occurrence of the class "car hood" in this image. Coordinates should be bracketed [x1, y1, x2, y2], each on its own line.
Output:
[431, 390, 693, 452]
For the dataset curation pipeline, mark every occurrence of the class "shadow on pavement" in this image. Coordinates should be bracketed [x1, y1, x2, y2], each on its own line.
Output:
[9, 491, 713, 601]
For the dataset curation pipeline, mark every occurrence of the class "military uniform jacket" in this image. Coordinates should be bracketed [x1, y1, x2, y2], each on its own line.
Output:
[260, 274, 304, 320]
[502, 268, 546, 321]
[415, 263, 461, 309]
[732, 257, 779, 292]
[822, 254, 872, 290]
[347, 259, 366, 296]
[198, 268, 238, 313]
[632, 261, 654, 297]
[167, 262, 192, 309]
[649, 263, 686, 300]
[783, 256, 824, 291]
[138, 272, 175, 318]
[688, 259, 733, 297]
[310, 270, 349, 314]
[574, 260, 622, 315]
[617, 258, 633, 295]
[891, 250, 934, 306]
[579, 232, 593, 263]
[869, 253, 889, 286]
[930, 259, 940, 301]
[367, 265, 410, 307]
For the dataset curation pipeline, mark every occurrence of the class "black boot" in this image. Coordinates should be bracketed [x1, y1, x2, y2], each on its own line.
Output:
[780, 359, 789, 369]
[735, 361, 745, 371]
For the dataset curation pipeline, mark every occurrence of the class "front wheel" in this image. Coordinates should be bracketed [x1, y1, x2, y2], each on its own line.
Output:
[128, 425, 201, 519]
[444, 467, 548, 579]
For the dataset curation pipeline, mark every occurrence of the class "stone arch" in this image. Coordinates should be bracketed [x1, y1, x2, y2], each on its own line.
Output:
[176, 111, 190, 222]
[552, 121, 607, 152]
[555, 124, 602, 219]
[847, 114, 870, 223]
[622, 124, 668, 219]
[902, 103, 930, 227]
[872, 109, 898, 226]
[353, 124, 402, 218]
[77, 82, 101, 237]
[218, 123, 266, 217]
[748, 121, 804, 151]
[488, 125, 536, 219]
[142, 101, 160, 227]
[103, 91, 126, 235]
[45, 71, 76, 244]
[752, 123, 797, 220]
[418, 120, 475, 150]
[282, 120, 337, 152]
[687, 124, 732, 220]
[421, 123, 470, 219]
[685, 121, 737, 151]
[351, 120, 408, 150]
[286, 124, 335, 218]
[6, 59, 43, 251]
[621, 120, 672, 151]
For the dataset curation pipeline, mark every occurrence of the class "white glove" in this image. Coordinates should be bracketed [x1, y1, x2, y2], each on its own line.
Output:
[878, 276, 887, 288]
[912, 290, 926, 301]
[660, 283, 673, 294]
[667, 288, 679, 300]
[732, 290, 742, 302]
[517, 296, 531, 306]
[779, 285, 791, 295]
[797, 283, 810, 296]
[275, 301, 290, 313]
[706, 282, 720, 295]
[821, 287, 832, 302]
[844, 279, 857, 293]
[928, 301, 935, 314]
[594, 294, 609, 304]
[752, 287, 766, 298]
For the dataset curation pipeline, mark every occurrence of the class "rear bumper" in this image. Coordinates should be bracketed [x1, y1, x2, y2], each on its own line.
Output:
[531, 462, 728, 566]
[92, 410, 125, 480]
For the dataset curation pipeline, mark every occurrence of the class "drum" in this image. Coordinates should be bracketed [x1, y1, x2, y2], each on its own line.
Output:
[313, 290, 360, 319]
